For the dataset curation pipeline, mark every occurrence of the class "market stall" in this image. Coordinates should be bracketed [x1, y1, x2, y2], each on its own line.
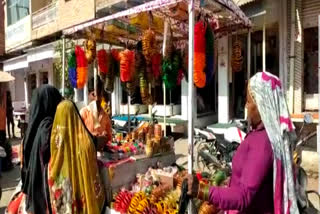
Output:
[61, 0, 251, 212]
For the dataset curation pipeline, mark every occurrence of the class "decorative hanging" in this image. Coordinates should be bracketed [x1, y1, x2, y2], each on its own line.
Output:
[151, 53, 161, 80]
[162, 51, 181, 90]
[142, 29, 157, 64]
[68, 50, 77, 88]
[84, 39, 96, 64]
[119, 49, 135, 82]
[194, 20, 207, 88]
[205, 22, 214, 86]
[74, 46, 88, 89]
[231, 39, 243, 72]
[97, 49, 109, 75]
[104, 51, 118, 93]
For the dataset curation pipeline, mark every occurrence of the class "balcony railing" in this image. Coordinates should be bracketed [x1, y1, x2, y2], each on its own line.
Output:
[32, 2, 57, 29]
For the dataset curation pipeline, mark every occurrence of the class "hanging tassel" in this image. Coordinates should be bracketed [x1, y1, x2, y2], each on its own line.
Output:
[97, 49, 108, 75]
[151, 53, 162, 80]
[194, 21, 207, 88]
[68, 50, 77, 88]
[75, 46, 88, 89]
[119, 49, 135, 82]
[205, 23, 214, 86]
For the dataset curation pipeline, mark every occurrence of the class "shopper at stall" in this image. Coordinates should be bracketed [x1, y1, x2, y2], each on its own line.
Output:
[48, 100, 105, 214]
[21, 85, 62, 214]
[80, 77, 112, 142]
[187, 71, 299, 214]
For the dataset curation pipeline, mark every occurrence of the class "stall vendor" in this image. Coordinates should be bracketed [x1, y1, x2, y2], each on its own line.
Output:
[187, 72, 299, 214]
[80, 77, 112, 144]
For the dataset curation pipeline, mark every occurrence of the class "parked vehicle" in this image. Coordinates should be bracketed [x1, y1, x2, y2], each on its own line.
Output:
[294, 114, 319, 213]
[194, 120, 247, 175]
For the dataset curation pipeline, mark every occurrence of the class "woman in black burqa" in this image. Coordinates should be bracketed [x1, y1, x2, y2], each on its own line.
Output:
[21, 85, 62, 214]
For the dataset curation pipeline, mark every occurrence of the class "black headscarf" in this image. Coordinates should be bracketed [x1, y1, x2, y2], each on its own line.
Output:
[21, 85, 62, 214]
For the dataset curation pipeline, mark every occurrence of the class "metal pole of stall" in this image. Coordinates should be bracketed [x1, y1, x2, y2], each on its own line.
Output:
[62, 37, 66, 97]
[318, 15, 320, 193]
[188, 0, 195, 212]
[128, 95, 131, 133]
[162, 19, 168, 137]
[262, 15, 266, 72]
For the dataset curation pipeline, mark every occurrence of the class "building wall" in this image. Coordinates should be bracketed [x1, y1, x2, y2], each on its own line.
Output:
[0, 3, 5, 56]
[32, 0, 95, 40]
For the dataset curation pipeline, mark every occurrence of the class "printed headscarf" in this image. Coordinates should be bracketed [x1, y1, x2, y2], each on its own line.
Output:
[249, 72, 299, 214]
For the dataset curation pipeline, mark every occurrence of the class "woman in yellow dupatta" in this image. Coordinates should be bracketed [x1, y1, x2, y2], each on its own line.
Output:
[48, 100, 105, 214]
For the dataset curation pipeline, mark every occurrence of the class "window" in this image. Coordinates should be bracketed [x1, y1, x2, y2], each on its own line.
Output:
[7, 0, 30, 26]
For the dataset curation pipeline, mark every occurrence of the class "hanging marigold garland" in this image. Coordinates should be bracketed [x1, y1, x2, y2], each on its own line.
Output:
[75, 46, 88, 89]
[68, 50, 77, 88]
[84, 39, 96, 64]
[231, 39, 243, 72]
[142, 29, 157, 64]
[136, 41, 153, 105]
[205, 22, 214, 86]
[194, 20, 207, 88]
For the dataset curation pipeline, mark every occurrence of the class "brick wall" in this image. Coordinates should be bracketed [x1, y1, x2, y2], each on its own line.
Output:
[0, 3, 5, 56]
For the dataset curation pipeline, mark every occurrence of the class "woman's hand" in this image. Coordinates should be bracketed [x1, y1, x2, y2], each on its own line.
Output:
[186, 174, 199, 198]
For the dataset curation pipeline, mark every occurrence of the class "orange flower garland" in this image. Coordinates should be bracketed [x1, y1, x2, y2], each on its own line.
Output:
[119, 49, 135, 82]
[194, 21, 207, 88]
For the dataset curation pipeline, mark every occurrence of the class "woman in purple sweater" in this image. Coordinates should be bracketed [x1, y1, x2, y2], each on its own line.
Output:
[188, 72, 299, 214]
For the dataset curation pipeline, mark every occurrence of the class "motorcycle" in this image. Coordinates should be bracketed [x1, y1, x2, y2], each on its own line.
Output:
[194, 120, 247, 175]
[294, 114, 319, 213]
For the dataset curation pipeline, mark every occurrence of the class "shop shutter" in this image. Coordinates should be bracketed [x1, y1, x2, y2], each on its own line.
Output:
[303, 0, 320, 28]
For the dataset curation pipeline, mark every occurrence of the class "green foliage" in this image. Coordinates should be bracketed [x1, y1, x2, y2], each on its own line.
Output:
[53, 39, 75, 90]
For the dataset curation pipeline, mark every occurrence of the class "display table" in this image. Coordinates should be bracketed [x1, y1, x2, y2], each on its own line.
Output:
[99, 152, 176, 203]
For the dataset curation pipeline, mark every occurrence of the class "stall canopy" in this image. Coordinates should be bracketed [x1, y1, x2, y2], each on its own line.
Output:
[63, 0, 251, 45]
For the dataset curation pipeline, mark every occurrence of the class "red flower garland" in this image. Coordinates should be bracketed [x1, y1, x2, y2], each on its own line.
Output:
[97, 49, 108, 75]
[75, 46, 88, 89]
[194, 21, 207, 88]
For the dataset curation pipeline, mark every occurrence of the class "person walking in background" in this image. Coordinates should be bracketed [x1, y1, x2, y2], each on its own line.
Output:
[0, 84, 7, 141]
[6, 91, 15, 139]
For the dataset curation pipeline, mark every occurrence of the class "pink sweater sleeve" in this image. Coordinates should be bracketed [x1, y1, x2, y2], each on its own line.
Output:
[208, 136, 273, 212]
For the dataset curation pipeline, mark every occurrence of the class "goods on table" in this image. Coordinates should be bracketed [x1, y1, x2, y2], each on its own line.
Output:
[105, 122, 173, 160]
[111, 165, 228, 214]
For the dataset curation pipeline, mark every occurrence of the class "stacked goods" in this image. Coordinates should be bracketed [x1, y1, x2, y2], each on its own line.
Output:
[112, 166, 228, 214]
[231, 39, 243, 72]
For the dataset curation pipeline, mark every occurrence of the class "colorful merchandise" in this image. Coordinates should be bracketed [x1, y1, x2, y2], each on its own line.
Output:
[74, 46, 88, 89]
[194, 21, 207, 88]
[205, 23, 214, 86]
